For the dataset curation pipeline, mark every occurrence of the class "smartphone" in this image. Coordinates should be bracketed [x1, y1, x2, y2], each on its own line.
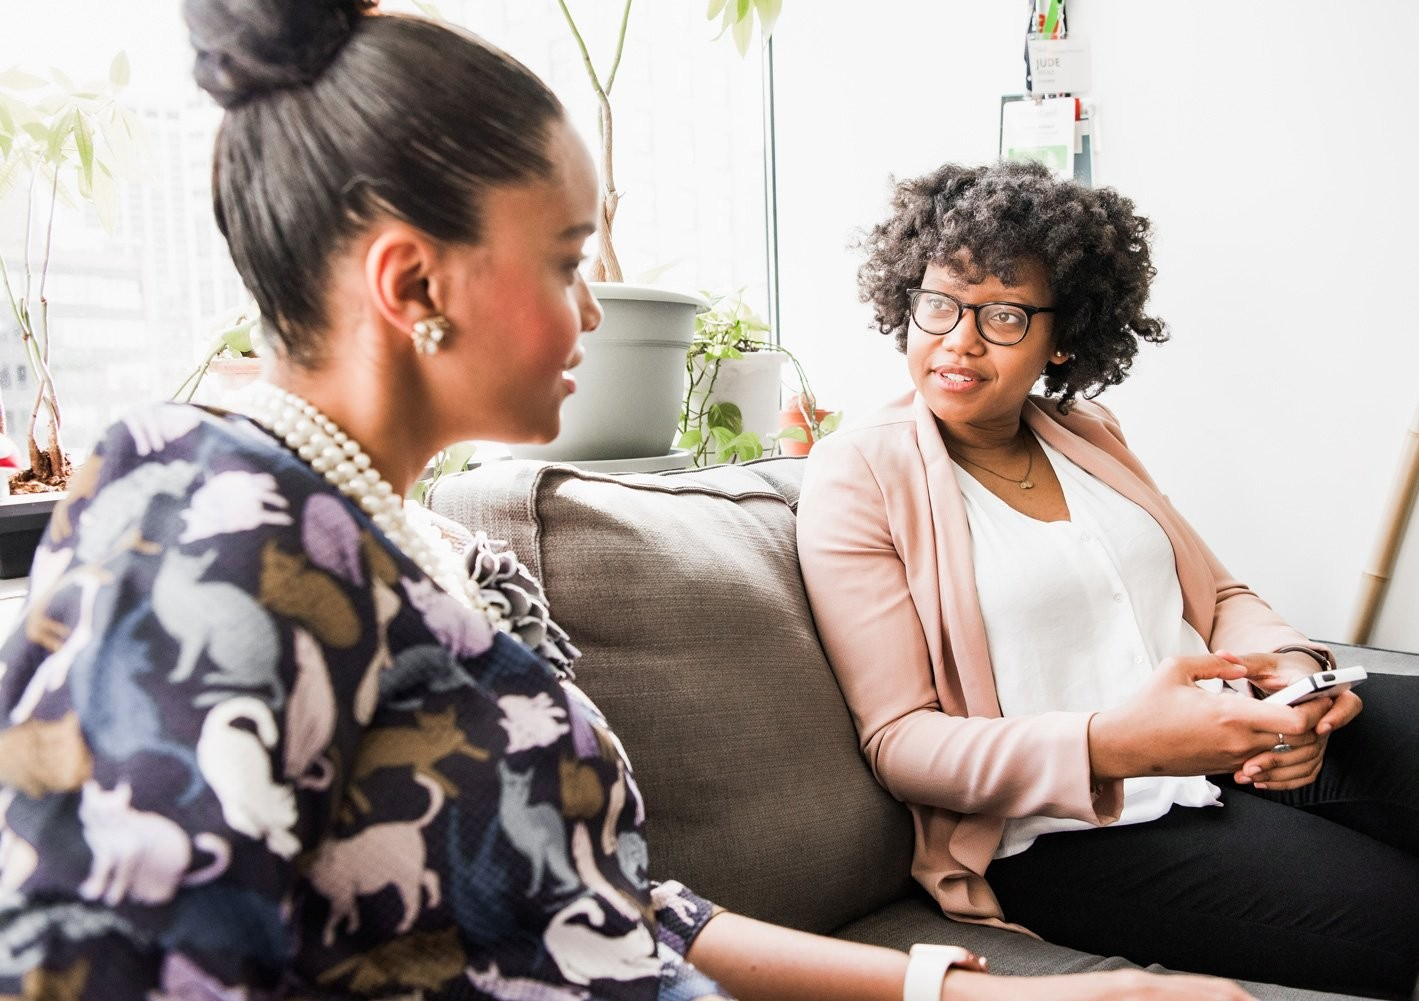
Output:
[1261, 666, 1368, 706]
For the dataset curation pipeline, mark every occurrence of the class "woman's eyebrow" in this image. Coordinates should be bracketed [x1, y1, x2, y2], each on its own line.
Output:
[559, 222, 597, 240]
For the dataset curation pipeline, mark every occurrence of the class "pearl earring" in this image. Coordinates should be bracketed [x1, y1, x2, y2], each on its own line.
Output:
[411, 315, 451, 355]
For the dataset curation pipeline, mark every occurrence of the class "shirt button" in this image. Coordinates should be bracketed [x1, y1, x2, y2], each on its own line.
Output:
[1133, 655, 1144, 664]
[1079, 532, 1092, 542]
[1113, 593, 1124, 602]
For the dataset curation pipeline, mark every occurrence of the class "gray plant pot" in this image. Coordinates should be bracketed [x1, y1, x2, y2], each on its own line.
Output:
[510, 284, 706, 462]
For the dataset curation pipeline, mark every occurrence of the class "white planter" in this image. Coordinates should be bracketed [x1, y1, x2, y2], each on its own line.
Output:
[686, 349, 787, 446]
[510, 284, 706, 462]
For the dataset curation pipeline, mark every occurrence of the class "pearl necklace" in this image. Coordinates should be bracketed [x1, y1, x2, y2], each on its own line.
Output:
[238, 381, 504, 626]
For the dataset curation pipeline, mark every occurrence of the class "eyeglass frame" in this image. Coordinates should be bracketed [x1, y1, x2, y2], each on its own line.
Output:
[905, 287, 1056, 346]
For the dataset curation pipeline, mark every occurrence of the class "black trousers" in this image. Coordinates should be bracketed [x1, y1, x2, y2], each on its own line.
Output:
[987, 672, 1419, 999]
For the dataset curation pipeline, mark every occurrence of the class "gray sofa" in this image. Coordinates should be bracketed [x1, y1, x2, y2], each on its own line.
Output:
[430, 455, 1413, 1001]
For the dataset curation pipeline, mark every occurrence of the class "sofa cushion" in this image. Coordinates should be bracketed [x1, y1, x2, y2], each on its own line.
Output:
[429, 456, 916, 933]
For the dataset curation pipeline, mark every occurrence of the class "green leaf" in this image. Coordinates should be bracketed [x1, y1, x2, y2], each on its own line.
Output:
[219, 319, 257, 356]
[109, 51, 131, 89]
[45, 108, 76, 163]
[442, 440, 478, 472]
[88, 159, 119, 232]
[731, 14, 754, 56]
[819, 412, 842, 435]
[35, 94, 66, 116]
[735, 0, 751, 18]
[720, 431, 763, 464]
[707, 401, 744, 434]
[73, 113, 95, 192]
[677, 428, 703, 448]
[754, 0, 782, 39]
[48, 67, 76, 92]
[100, 106, 147, 177]
[412, 1, 446, 19]
[708, 425, 735, 449]
[706, 0, 729, 20]
[0, 150, 25, 203]
[0, 70, 47, 91]
[777, 426, 809, 443]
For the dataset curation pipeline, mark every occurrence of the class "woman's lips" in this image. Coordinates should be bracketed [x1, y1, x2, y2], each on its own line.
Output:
[562, 344, 585, 393]
[933, 365, 984, 392]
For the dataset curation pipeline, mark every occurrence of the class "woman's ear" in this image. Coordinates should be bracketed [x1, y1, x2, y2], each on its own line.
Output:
[364, 224, 438, 331]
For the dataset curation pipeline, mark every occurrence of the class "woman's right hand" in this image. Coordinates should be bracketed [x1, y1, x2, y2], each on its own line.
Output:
[950, 969, 1256, 1000]
[1087, 654, 1319, 781]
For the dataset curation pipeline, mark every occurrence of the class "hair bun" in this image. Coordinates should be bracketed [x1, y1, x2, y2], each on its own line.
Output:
[186, 0, 376, 108]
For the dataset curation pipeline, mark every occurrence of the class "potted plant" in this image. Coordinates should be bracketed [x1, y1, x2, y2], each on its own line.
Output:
[504, 1, 780, 463]
[0, 54, 141, 578]
[0, 53, 142, 493]
[678, 289, 838, 466]
[172, 306, 264, 408]
[557, 0, 780, 283]
[777, 388, 840, 456]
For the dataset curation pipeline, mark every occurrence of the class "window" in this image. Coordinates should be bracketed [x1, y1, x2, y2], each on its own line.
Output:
[0, 0, 770, 459]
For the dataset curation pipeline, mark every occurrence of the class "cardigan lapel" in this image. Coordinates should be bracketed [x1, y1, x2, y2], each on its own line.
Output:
[911, 393, 1004, 718]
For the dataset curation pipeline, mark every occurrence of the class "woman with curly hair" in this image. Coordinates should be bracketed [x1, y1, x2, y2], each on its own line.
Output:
[797, 159, 1419, 999]
[0, 8, 1272, 1001]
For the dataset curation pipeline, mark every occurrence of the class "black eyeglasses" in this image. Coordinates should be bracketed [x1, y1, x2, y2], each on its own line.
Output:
[906, 288, 1055, 346]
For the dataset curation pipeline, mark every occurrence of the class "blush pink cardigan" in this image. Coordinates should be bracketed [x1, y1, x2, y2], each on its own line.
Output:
[795, 390, 1325, 930]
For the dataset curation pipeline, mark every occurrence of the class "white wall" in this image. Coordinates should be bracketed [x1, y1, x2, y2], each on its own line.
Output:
[771, 1, 1419, 651]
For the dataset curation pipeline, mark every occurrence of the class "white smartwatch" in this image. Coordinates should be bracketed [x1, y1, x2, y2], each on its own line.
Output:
[903, 943, 988, 1001]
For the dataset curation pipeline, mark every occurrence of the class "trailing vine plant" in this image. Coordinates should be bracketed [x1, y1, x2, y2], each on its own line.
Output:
[678, 289, 838, 466]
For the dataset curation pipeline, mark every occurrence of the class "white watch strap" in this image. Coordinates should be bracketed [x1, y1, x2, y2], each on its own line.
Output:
[903, 944, 977, 1001]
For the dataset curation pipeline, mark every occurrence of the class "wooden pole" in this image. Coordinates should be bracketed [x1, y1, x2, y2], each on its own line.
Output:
[1347, 399, 1419, 644]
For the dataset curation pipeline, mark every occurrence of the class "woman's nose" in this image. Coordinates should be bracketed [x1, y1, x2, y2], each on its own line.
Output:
[942, 308, 986, 353]
[578, 276, 603, 334]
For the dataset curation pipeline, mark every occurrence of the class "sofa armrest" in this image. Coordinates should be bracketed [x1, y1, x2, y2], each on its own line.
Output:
[1314, 641, 1419, 676]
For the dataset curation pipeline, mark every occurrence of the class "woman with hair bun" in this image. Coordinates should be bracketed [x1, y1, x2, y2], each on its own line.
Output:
[797, 159, 1419, 999]
[0, 5, 1260, 1000]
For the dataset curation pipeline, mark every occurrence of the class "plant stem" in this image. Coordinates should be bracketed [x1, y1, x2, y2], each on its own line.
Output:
[171, 341, 225, 402]
[604, 0, 634, 93]
[21, 171, 36, 307]
[0, 256, 22, 438]
[22, 165, 69, 484]
[555, 0, 609, 100]
[553, 0, 630, 282]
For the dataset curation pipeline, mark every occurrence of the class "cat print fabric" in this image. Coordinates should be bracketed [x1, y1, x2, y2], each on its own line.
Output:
[0, 404, 730, 1000]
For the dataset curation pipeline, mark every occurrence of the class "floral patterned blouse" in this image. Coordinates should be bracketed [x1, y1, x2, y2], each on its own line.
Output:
[0, 403, 730, 1000]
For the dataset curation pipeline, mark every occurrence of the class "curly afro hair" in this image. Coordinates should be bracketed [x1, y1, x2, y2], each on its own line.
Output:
[856, 159, 1166, 411]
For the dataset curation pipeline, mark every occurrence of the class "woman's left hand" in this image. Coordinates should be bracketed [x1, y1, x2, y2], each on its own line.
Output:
[1218, 649, 1364, 790]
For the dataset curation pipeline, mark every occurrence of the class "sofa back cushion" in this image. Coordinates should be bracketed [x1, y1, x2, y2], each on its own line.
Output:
[429, 456, 916, 934]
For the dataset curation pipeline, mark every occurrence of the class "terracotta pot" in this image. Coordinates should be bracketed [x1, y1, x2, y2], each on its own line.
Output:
[203, 357, 264, 408]
[778, 405, 831, 456]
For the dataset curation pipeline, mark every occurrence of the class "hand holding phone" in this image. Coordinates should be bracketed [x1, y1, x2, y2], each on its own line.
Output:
[1261, 666, 1368, 706]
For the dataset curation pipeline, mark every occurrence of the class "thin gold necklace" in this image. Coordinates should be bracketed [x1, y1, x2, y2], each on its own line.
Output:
[952, 433, 1036, 490]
